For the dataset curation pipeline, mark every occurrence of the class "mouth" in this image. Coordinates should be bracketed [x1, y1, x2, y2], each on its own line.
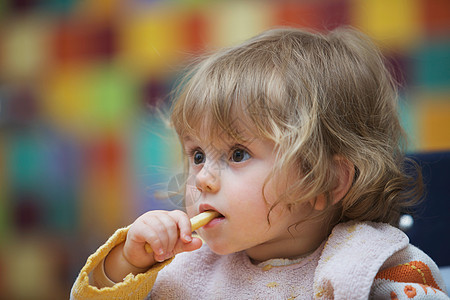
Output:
[198, 204, 225, 228]
[202, 214, 225, 229]
[199, 204, 224, 217]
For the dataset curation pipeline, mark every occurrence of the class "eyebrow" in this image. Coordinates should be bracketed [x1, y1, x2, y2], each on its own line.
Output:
[182, 131, 259, 148]
[182, 135, 193, 142]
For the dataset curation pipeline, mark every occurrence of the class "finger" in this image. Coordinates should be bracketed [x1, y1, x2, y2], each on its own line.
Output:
[174, 236, 203, 255]
[123, 223, 160, 268]
[140, 214, 171, 257]
[153, 213, 179, 256]
[168, 210, 192, 243]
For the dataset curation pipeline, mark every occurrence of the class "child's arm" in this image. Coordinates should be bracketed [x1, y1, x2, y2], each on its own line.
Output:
[71, 210, 203, 299]
[104, 210, 202, 282]
[371, 244, 449, 298]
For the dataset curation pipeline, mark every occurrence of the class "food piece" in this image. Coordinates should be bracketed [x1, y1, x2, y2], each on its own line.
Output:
[189, 210, 221, 231]
[145, 211, 220, 254]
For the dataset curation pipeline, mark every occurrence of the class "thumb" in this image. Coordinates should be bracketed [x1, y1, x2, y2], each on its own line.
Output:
[174, 236, 203, 255]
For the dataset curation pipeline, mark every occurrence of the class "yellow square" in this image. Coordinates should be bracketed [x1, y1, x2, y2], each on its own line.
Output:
[351, 0, 422, 50]
[118, 8, 184, 74]
[206, 1, 273, 49]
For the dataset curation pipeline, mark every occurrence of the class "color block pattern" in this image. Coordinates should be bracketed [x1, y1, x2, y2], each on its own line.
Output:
[0, 0, 449, 299]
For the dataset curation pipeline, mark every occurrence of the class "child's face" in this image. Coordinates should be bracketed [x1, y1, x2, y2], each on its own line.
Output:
[183, 124, 318, 261]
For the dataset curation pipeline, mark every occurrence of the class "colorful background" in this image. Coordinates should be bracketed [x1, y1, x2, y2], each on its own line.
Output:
[0, 0, 449, 299]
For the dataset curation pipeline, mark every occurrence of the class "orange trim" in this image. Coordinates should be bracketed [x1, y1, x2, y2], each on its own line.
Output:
[375, 261, 442, 292]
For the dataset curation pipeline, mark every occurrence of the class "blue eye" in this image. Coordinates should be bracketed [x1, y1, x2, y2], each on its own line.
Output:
[193, 150, 205, 165]
[231, 148, 251, 162]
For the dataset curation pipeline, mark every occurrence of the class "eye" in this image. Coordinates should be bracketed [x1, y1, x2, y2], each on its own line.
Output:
[230, 148, 251, 163]
[193, 150, 205, 165]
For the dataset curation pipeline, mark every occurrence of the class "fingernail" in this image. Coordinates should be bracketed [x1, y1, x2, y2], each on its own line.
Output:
[158, 249, 164, 255]
[184, 234, 192, 242]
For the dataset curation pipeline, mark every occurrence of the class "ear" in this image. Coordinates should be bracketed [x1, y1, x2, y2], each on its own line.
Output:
[313, 155, 355, 211]
[331, 155, 355, 204]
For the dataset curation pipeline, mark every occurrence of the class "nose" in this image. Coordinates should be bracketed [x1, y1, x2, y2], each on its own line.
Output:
[195, 161, 221, 193]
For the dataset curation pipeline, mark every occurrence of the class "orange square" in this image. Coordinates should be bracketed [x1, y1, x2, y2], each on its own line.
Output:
[418, 99, 450, 151]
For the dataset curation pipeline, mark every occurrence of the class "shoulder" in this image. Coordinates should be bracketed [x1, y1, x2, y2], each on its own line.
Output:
[328, 221, 408, 245]
[314, 221, 409, 299]
[314, 221, 449, 299]
[318, 221, 410, 274]
[372, 244, 449, 298]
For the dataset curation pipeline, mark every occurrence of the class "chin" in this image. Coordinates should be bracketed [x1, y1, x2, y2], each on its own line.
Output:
[204, 241, 236, 256]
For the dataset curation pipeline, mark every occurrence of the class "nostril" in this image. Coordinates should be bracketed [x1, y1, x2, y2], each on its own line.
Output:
[196, 177, 218, 193]
[195, 163, 221, 193]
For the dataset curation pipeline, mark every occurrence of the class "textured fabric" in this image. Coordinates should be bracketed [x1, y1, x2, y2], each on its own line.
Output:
[150, 242, 323, 299]
[91, 256, 115, 288]
[313, 221, 448, 300]
[71, 221, 449, 299]
[70, 226, 173, 300]
[313, 221, 409, 299]
[371, 244, 449, 299]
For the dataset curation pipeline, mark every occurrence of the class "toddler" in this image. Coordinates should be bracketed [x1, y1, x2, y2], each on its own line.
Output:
[71, 27, 449, 299]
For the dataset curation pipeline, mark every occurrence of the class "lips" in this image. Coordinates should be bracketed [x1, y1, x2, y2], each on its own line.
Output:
[203, 215, 224, 229]
[199, 203, 224, 217]
[198, 203, 225, 226]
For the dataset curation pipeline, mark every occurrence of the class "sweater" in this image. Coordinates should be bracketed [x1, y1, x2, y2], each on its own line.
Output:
[71, 221, 449, 299]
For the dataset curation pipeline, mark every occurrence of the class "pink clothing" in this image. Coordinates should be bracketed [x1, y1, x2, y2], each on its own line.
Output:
[152, 240, 323, 299]
[314, 222, 448, 299]
[71, 221, 449, 299]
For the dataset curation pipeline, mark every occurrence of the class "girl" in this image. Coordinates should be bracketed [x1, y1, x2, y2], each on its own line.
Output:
[71, 27, 448, 299]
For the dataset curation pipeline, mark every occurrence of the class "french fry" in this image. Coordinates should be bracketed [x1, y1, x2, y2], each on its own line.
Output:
[144, 211, 220, 254]
[189, 211, 221, 231]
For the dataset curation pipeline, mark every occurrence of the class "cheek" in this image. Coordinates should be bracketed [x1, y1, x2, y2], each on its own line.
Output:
[228, 184, 271, 221]
[258, 178, 279, 207]
[227, 171, 274, 209]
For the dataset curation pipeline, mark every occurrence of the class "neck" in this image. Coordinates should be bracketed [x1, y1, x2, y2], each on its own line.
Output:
[245, 220, 330, 262]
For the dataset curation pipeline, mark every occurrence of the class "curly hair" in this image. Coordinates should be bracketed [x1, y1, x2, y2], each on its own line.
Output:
[171, 27, 423, 226]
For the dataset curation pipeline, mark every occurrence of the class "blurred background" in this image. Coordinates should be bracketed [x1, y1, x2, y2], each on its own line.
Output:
[0, 0, 449, 299]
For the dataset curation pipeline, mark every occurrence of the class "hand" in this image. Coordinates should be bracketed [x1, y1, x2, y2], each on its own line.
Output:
[123, 210, 203, 269]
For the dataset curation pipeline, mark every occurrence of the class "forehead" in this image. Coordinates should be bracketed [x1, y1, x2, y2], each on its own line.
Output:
[180, 117, 259, 147]
[171, 38, 287, 147]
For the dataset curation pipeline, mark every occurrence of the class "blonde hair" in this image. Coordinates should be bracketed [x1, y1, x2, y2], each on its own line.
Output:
[171, 27, 423, 226]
